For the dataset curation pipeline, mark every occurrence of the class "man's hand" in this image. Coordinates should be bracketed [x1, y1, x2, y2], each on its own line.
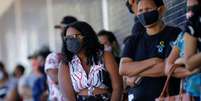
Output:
[124, 76, 142, 88]
[125, 76, 137, 87]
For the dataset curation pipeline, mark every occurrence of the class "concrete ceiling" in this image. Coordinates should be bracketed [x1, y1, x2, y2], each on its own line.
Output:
[0, 0, 14, 17]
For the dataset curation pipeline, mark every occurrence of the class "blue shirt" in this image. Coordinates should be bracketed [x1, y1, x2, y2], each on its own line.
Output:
[32, 75, 47, 101]
[173, 32, 201, 97]
[173, 32, 185, 57]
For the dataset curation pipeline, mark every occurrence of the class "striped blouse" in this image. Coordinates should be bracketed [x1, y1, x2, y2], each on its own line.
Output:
[69, 55, 109, 94]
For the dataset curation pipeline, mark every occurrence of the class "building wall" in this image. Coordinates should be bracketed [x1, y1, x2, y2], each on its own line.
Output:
[107, 0, 133, 45]
[164, 0, 187, 29]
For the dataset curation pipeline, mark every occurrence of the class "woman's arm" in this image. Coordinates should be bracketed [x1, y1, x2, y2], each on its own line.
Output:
[46, 69, 58, 84]
[165, 47, 180, 75]
[104, 51, 123, 101]
[173, 67, 201, 78]
[58, 63, 76, 101]
[174, 57, 185, 65]
[5, 88, 18, 101]
[165, 46, 192, 78]
[184, 33, 200, 70]
[18, 77, 32, 99]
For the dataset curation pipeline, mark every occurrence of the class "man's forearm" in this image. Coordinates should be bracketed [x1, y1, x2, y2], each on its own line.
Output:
[120, 58, 157, 76]
[139, 62, 165, 77]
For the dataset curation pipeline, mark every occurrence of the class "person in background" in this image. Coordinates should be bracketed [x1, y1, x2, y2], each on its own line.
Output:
[32, 47, 51, 101]
[13, 65, 25, 79]
[45, 52, 63, 101]
[18, 51, 44, 101]
[36, 46, 52, 74]
[44, 16, 77, 101]
[55, 16, 78, 32]
[59, 21, 122, 101]
[98, 30, 120, 63]
[5, 64, 25, 101]
[166, 0, 201, 100]
[0, 62, 9, 101]
[120, 0, 181, 100]
[184, 0, 201, 77]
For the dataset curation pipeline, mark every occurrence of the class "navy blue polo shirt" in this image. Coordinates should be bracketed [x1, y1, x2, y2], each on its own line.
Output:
[122, 26, 181, 101]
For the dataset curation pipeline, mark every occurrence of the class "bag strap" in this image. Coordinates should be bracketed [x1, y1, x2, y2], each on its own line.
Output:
[159, 64, 181, 97]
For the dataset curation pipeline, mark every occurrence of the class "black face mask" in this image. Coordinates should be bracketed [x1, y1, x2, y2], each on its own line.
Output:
[126, 0, 134, 14]
[187, 5, 201, 22]
[137, 10, 159, 26]
[186, 5, 201, 38]
[187, 5, 201, 15]
[65, 37, 82, 54]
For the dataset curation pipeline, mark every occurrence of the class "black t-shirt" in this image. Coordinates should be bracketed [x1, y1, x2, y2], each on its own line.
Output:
[123, 26, 181, 59]
[122, 26, 181, 100]
[132, 17, 145, 36]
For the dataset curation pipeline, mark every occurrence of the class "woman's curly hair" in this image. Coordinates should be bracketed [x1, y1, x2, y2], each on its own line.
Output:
[61, 21, 104, 66]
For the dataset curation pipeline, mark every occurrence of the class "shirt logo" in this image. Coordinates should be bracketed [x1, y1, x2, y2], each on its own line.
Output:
[156, 41, 165, 53]
[128, 94, 134, 101]
[198, 38, 201, 43]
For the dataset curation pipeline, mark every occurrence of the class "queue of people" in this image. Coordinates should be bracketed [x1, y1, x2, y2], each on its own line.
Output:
[0, 0, 201, 101]
[0, 62, 25, 101]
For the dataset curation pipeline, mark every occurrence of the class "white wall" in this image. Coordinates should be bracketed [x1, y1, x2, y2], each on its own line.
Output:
[0, 0, 133, 73]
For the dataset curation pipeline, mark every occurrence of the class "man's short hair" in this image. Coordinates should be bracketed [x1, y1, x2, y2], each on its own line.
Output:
[54, 16, 78, 28]
[137, 0, 164, 7]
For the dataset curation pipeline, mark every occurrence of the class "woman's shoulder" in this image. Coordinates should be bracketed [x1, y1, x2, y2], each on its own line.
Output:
[103, 51, 113, 57]
[102, 51, 116, 63]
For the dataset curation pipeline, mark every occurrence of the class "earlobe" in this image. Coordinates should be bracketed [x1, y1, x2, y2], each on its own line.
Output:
[157, 8, 162, 18]
[158, 6, 166, 16]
